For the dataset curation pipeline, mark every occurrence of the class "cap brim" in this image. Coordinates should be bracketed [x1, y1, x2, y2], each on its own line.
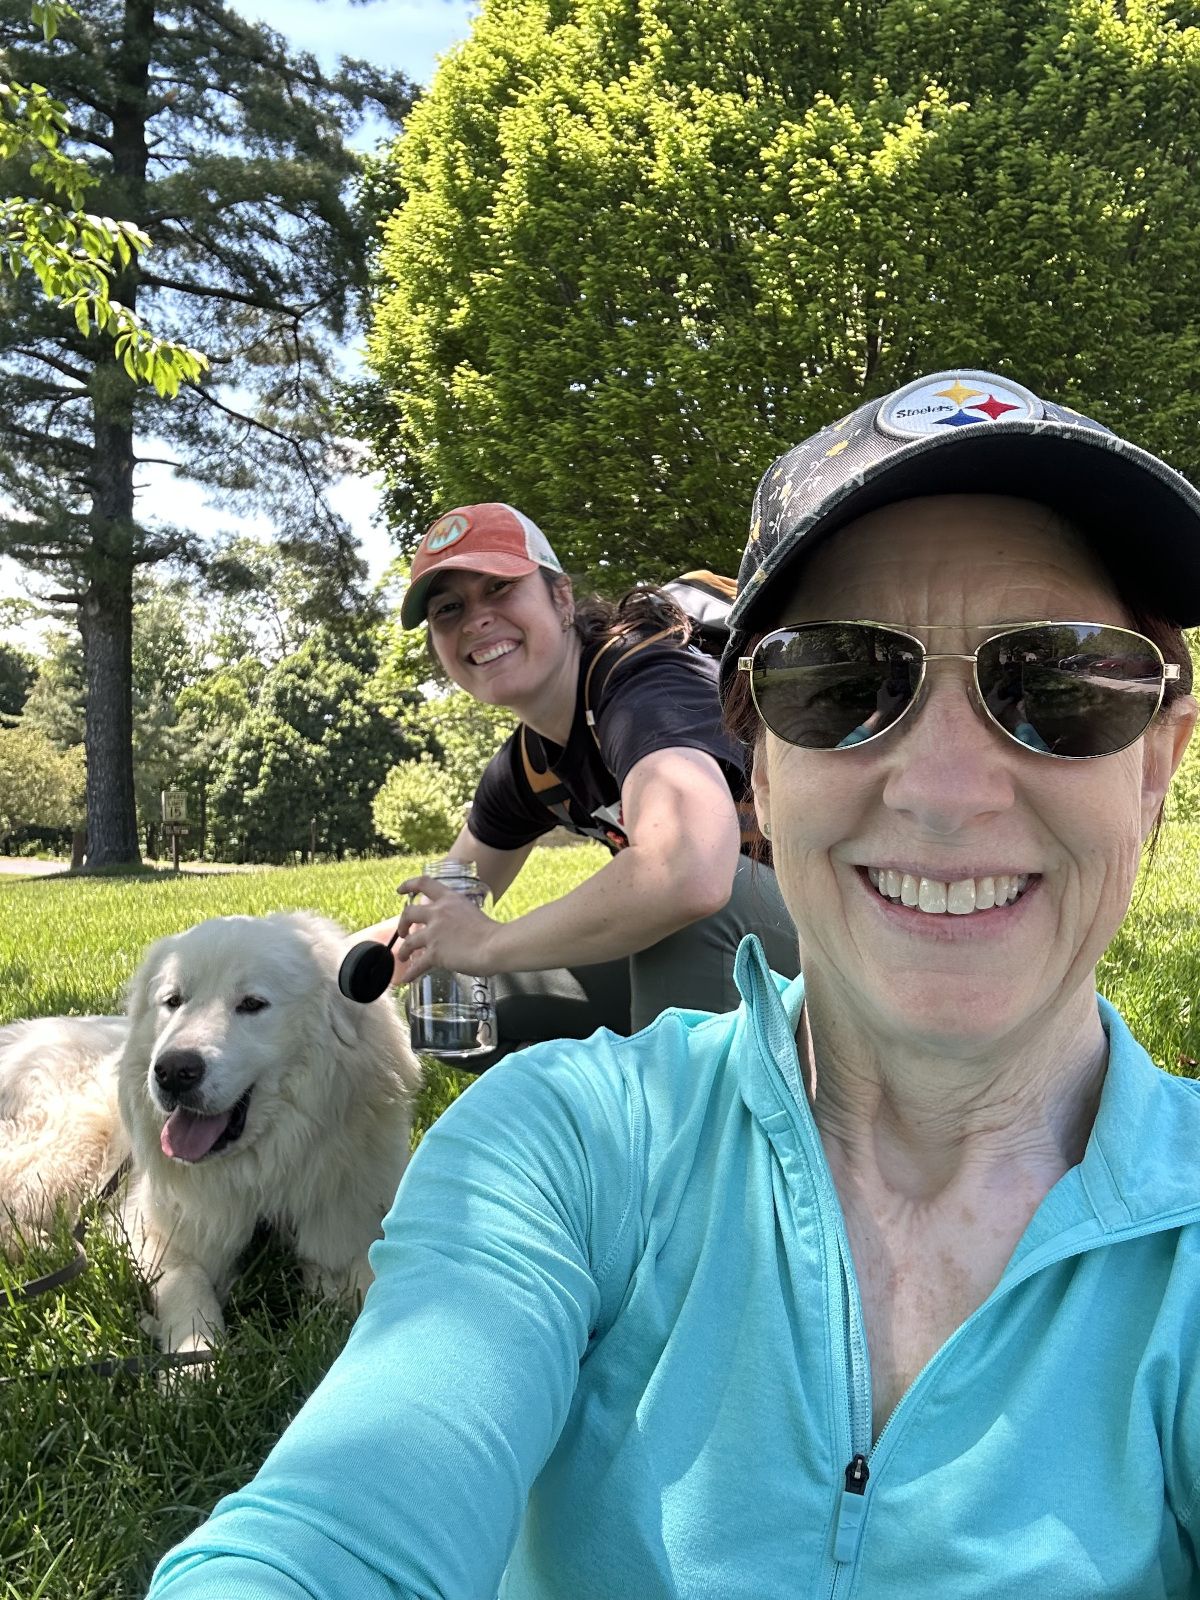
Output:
[400, 552, 541, 628]
[732, 421, 1200, 642]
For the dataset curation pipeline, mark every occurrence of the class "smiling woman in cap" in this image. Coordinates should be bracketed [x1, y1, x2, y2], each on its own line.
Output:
[146, 373, 1200, 1600]
[357, 498, 797, 1064]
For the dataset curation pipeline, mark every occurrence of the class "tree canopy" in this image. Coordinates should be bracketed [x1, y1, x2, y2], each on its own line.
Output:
[364, 0, 1200, 587]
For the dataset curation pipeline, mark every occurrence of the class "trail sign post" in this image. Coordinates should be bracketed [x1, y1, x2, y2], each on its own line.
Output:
[161, 791, 189, 871]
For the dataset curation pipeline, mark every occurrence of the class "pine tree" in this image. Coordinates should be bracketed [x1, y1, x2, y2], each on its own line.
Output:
[0, 0, 414, 864]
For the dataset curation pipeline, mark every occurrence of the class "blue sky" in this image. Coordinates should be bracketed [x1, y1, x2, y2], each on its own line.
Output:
[234, 0, 478, 90]
[0, 0, 479, 639]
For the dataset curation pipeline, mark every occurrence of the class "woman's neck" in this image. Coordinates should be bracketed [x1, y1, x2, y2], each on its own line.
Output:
[509, 634, 583, 747]
[799, 979, 1109, 1206]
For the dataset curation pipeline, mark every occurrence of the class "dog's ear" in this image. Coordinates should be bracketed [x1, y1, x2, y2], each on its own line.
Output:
[281, 910, 364, 1052]
[124, 934, 172, 1023]
[327, 987, 363, 1050]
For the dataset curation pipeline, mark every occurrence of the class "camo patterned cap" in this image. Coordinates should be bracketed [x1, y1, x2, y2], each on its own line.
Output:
[720, 369, 1200, 695]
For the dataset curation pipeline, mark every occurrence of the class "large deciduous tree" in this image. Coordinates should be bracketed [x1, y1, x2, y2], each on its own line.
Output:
[363, 0, 1200, 586]
[0, 0, 414, 865]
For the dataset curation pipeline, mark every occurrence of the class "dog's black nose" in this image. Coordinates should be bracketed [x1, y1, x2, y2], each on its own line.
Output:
[154, 1050, 207, 1096]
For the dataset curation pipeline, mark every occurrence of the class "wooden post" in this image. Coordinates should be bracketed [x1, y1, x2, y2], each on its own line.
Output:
[309, 816, 317, 863]
[172, 827, 180, 872]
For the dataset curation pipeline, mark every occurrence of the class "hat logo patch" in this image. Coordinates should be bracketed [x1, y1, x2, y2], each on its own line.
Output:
[878, 371, 1041, 439]
[425, 512, 470, 552]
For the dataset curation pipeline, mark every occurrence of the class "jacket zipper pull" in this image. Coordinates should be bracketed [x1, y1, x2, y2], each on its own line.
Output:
[833, 1454, 870, 1564]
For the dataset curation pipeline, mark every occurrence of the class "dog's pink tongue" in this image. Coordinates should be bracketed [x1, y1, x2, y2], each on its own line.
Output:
[160, 1107, 232, 1162]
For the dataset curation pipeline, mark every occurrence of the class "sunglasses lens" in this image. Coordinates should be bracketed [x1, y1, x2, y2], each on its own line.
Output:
[976, 625, 1166, 757]
[751, 625, 921, 749]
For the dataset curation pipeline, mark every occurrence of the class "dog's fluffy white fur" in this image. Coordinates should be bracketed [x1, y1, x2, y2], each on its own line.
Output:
[0, 912, 421, 1353]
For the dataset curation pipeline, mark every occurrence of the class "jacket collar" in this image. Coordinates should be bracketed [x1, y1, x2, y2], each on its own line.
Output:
[731, 934, 1200, 1240]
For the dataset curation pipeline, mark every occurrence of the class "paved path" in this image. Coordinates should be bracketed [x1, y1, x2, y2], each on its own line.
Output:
[0, 857, 264, 877]
[0, 856, 67, 876]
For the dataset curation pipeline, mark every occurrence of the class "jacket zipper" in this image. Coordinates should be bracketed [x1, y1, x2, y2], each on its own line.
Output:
[833, 1453, 871, 1562]
[826, 1184, 874, 1593]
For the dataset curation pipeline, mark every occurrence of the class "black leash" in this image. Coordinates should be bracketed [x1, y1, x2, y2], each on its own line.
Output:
[3, 1159, 130, 1305]
[1, 1159, 217, 1382]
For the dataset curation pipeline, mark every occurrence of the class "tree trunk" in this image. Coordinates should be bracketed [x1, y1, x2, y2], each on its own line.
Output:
[70, 829, 87, 870]
[79, 558, 139, 865]
[76, 0, 154, 869]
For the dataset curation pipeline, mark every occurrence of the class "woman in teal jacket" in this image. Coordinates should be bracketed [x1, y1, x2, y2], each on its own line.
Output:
[147, 370, 1200, 1598]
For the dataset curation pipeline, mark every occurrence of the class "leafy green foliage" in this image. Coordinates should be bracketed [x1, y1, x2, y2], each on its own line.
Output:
[407, 688, 516, 811]
[208, 628, 420, 863]
[0, 638, 34, 716]
[0, 720, 83, 842]
[363, 0, 1200, 587]
[1168, 717, 1200, 824]
[372, 754, 462, 855]
[0, 1, 207, 394]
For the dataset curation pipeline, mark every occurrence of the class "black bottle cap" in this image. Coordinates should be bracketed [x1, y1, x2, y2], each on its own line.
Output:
[338, 940, 396, 1004]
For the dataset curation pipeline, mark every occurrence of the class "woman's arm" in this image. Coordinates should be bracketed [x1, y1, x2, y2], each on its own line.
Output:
[446, 823, 535, 904]
[393, 747, 742, 981]
[350, 828, 534, 953]
[145, 1048, 638, 1599]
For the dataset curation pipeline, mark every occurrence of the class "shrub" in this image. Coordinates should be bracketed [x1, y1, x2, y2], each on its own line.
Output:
[372, 756, 461, 855]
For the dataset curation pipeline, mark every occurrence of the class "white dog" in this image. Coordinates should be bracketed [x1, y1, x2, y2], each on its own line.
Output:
[0, 912, 421, 1354]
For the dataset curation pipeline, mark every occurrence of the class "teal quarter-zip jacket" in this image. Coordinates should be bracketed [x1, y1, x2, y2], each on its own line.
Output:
[148, 938, 1200, 1599]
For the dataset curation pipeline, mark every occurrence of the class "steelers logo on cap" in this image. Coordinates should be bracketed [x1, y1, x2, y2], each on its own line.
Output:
[878, 371, 1042, 439]
[424, 512, 470, 552]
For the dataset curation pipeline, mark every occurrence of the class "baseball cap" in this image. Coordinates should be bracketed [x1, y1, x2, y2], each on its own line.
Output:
[721, 369, 1200, 692]
[401, 502, 564, 628]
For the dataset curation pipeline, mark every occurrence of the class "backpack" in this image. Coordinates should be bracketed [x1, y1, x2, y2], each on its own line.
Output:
[661, 569, 737, 659]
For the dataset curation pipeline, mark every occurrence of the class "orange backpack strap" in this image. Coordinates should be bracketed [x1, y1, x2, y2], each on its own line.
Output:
[674, 570, 737, 603]
[518, 725, 576, 827]
[580, 626, 677, 749]
[518, 625, 684, 823]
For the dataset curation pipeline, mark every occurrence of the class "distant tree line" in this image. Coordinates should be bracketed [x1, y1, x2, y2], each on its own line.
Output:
[0, 555, 515, 865]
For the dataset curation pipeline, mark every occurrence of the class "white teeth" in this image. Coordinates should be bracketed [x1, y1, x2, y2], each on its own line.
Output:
[470, 640, 517, 665]
[917, 878, 947, 914]
[946, 878, 976, 916]
[869, 869, 1031, 916]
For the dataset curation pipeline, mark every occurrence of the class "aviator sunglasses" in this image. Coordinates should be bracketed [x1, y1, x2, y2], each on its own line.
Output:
[738, 621, 1179, 760]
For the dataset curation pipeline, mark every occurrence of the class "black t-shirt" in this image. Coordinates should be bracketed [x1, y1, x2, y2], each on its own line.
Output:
[468, 637, 749, 855]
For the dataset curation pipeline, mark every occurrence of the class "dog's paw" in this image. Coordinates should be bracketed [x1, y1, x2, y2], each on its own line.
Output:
[302, 1257, 371, 1306]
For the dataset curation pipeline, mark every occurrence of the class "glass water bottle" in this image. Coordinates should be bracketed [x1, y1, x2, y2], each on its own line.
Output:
[405, 859, 498, 1059]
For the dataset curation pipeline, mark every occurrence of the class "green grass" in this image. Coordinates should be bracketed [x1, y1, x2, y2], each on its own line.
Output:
[0, 831, 1197, 1597]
